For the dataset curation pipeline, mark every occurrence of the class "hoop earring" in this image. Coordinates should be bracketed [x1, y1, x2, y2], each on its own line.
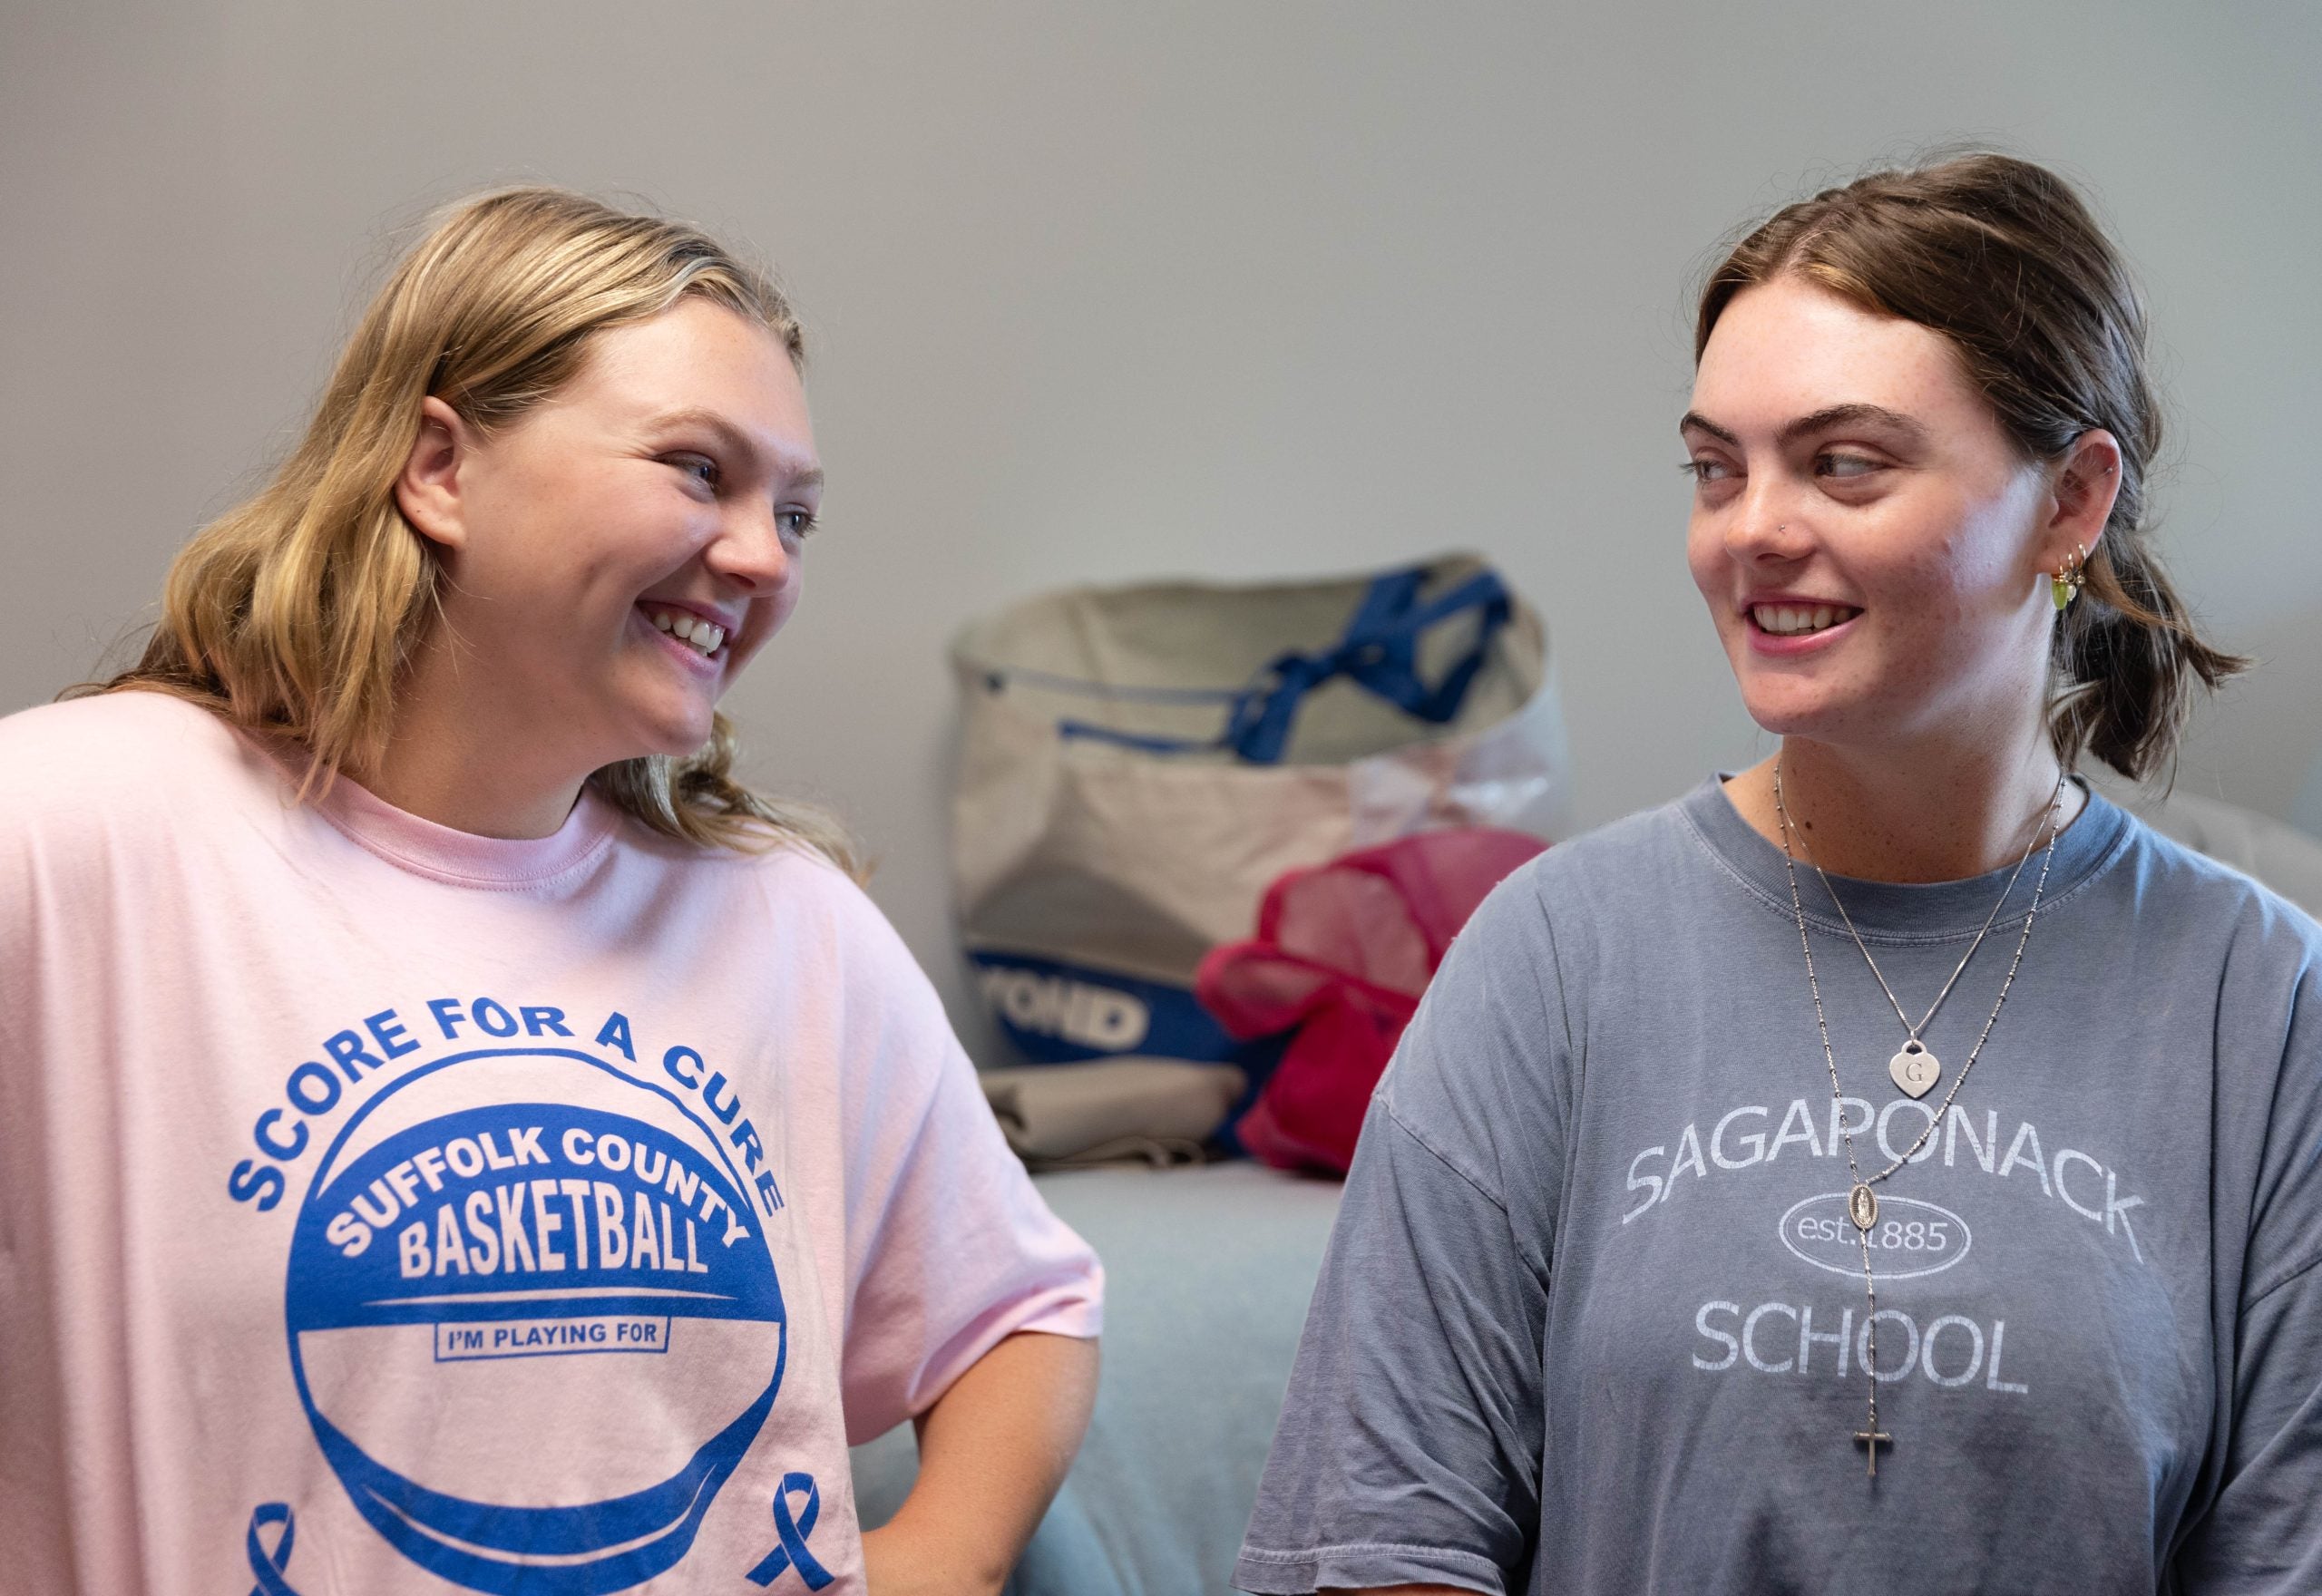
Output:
[2051, 543, 2088, 611]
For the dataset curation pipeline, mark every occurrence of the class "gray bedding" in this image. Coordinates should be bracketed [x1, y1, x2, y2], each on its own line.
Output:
[851, 1161, 1343, 1595]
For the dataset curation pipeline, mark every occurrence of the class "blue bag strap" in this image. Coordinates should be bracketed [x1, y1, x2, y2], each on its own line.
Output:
[1047, 564, 1511, 764]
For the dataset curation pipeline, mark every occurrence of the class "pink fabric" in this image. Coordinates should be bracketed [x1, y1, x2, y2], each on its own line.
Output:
[0, 692, 1100, 1596]
[1196, 828, 1547, 1173]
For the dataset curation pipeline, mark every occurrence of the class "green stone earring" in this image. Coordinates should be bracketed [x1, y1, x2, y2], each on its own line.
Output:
[2051, 543, 2087, 611]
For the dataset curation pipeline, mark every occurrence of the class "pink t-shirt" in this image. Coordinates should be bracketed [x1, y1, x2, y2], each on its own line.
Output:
[0, 692, 1102, 1596]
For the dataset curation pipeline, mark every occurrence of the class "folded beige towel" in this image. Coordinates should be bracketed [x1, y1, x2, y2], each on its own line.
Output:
[980, 1057, 1249, 1168]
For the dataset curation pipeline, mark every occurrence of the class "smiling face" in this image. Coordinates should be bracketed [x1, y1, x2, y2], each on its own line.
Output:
[1683, 276, 2073, 755]
[404, 297, 823, 773]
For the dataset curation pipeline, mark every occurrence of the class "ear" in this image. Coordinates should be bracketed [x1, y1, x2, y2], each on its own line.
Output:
[2039, 428, 2122, 573]
[395, 396, 480, 553]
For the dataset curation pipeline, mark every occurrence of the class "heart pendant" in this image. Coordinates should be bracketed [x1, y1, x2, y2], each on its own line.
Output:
[1889, 1042, 1940, 1099]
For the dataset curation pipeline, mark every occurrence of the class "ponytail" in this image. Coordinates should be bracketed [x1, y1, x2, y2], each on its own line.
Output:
[2050, 538, 2247, 782]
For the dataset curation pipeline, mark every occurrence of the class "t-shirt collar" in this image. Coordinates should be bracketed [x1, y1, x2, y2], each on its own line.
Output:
[1680, 774, 2131, 942]
[313, 769, 622, 889]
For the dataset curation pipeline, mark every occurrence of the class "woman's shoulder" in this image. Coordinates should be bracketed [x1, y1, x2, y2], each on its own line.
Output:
[0, 691, 269, 829]
[1489, 786, 1713, 915]
[666, 822, 862, 900]
[675, 831, 921, 974]
[1435, 793, 1712, 991]
[0, 686, 246, 762]
[1, 685, 217, 749]
[732, 836, 876, 918]
[0, 694, 288, 907]
[2100, 796, 2322, 961]
[688, 842, 967, 1084]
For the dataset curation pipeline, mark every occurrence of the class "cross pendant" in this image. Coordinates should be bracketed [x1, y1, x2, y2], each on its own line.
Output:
[1854, 1426, 1893, 1477]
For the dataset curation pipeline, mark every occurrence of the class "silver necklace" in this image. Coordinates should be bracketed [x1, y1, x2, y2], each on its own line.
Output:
[1771, 761, 2064, 1478]
[1782, 770, 2058, 1100]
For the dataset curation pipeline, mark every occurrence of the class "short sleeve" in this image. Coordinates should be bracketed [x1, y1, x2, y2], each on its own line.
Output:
[2177, 949, 2322, 1591]
[824, 880, 1103, 1445]
[1234, 870, 1566, 1596]
[2176, 1262, 2322, 1591]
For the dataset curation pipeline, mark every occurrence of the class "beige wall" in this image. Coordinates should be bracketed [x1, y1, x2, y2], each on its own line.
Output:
[5, 2, 2317, 1059]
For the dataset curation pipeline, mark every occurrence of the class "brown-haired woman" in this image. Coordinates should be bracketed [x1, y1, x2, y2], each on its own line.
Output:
[1236, 154, 2320, 1594]
[0, 189, 1099, 1595]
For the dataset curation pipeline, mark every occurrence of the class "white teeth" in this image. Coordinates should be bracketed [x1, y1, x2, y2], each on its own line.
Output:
[1752, 603, 1857, 637]
[645, 608, 724, 656]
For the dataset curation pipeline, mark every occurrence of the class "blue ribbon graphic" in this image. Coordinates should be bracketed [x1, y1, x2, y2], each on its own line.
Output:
[246, 1504, 302, 1596]
[745, 1473, 834, 1590]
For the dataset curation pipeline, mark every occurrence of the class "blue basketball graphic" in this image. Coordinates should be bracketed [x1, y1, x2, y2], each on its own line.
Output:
[285, 1048, 786, 1592]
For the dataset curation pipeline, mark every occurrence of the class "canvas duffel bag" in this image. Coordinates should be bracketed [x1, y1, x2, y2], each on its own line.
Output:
[950, 551, 1571, 1072]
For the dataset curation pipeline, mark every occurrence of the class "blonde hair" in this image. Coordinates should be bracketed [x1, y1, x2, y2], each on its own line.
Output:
[77, 186, 860, 877]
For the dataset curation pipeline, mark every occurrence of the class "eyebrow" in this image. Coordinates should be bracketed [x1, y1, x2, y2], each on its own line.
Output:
[643, 406, 824, 491]
[1679, 403, 1928, 449]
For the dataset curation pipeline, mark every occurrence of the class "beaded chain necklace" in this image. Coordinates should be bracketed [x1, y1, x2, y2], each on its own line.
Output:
[1771, 761, 2065, 1477]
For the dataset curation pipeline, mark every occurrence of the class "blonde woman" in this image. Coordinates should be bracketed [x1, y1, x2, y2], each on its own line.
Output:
[0, 190, 1100, 1596]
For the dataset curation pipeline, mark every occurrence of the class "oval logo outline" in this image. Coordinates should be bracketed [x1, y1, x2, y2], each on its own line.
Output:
[1779, 1192, 1973, 1281]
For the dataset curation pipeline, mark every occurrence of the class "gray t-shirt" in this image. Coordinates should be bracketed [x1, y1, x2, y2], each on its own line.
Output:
[1236, 781, 2322, 1595]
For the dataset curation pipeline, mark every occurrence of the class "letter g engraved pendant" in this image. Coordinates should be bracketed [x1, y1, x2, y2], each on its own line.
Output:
[1888, 1040, 1941, 1099]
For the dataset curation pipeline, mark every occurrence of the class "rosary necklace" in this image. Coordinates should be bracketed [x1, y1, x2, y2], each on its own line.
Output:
[1771, 760, 2064, 1478]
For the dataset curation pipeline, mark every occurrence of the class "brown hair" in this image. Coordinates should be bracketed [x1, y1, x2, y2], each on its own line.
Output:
[1695, 153, 2246, 781]
[75, 186, 860, 875]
